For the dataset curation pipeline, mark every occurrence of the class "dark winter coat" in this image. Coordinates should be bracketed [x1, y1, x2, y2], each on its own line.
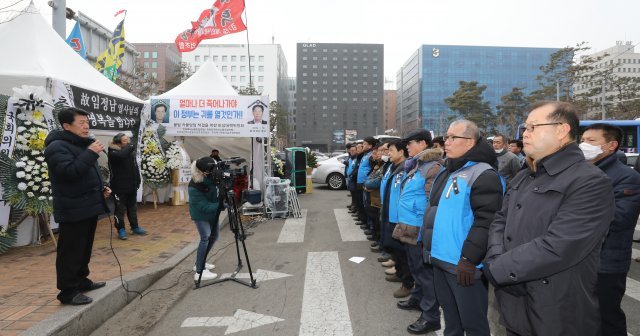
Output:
[485, 143, 614, 336]
[188, 161, 220, 221]
[595, 152, 640, 274]
[380, 162, 404, 250]
[107, 143, 141, 195]
[44, 130, 109, 223]
[421, 138, 503, 271]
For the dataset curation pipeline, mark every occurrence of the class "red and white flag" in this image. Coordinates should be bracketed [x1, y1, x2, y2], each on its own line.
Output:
[114, 9, 126, 17]
[175, 0, 247, 53]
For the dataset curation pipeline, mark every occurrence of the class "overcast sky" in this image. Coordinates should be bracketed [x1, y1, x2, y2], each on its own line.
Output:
[7, 0, 640, 85]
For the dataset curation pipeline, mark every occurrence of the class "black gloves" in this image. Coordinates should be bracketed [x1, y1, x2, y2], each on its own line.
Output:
[456, 257, 476, 286]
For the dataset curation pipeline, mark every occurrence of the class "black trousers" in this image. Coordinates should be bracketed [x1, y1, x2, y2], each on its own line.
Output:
[433, 266, 490, 336]
[114, 192, 139, 230]
[56, 216, 98, 298]
[597, 272, 627, 336]
[390, 247, 414, 288]
[354, 185, 366, 221]
[406, 244, 440, 322]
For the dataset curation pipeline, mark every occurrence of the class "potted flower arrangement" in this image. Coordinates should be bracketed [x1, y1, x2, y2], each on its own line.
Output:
[140, 128, 169, 207]
[0, 87, 54, 253]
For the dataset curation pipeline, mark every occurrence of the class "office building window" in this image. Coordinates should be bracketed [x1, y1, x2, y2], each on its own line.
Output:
[195, 55, 200, 62]
[195, 66, 200, 71]
[152, 52, 157, 58]
[250, 56, 255, 61]
[151, 62, 157, 68]
[258, 76, 264, 82]
[151, 72, 157, 79]
[231, 66, 237, 71]
[259, 56, 264, 62]
[231, 56, 237, 61]
[241, 66, 246, 72]
[144, 62, 149, 68]
[222, 56, 228, 61]
[258, 86, 264, 91]
[213, 56, 218, 61]
[231, 76, 236, 81]
[222, 66, 228, 71]
[204, 55, 209, 61]
[241, 56, 246, 62]
[240, 76, 246, 82]
[259, 66, 264, 71]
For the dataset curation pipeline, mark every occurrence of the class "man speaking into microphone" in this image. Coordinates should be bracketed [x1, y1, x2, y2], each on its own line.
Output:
[44, 107, 111, 305]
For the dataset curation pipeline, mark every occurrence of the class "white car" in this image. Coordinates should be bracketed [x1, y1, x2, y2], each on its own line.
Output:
[311, 153, 349, 190]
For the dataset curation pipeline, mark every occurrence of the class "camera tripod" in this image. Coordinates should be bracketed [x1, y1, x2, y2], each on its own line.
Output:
[194, 188, 258, 289]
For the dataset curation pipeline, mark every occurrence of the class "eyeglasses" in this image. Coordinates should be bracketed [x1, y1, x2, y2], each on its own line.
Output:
[443, 135, 472, 142]
[521, 122, 563, 133]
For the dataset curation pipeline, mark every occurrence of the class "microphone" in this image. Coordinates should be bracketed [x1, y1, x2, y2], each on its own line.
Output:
[88, 133, 107, 155]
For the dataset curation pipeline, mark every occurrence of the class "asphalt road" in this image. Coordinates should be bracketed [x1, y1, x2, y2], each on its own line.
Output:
[93, 185, 640, 336]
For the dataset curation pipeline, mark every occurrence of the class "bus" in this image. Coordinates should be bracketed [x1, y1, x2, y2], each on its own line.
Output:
[516, 120, 640, 166]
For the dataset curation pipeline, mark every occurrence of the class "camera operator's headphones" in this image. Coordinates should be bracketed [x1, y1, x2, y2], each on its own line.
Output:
[113, 133, 126, 145]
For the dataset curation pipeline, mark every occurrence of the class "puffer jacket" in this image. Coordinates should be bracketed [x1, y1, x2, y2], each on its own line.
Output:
[393, 148, 443, 245]
[44, 129, 109, 222]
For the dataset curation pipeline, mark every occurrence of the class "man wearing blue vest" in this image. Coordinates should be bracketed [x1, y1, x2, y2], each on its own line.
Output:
[354, 137, 377, 225]
[345, 143, 357, 212]
[380, 139, 414, 298]
[421, 120, 504, 336]
[393, 129, 443, 334]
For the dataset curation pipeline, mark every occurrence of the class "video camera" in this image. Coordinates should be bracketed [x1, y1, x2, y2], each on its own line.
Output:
[204, 157, 247, 190]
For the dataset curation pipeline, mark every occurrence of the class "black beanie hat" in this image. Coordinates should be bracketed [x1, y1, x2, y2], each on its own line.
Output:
[196, 156, 216, 172]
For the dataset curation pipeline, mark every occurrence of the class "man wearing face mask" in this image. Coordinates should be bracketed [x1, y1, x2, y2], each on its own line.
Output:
[492, 134, 521, 185]
[580, 123, 640, 336]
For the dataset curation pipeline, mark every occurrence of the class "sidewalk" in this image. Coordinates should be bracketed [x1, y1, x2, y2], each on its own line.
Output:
[0, 202, 199, 336]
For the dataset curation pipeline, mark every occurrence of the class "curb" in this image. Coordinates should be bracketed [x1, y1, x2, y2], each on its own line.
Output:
[23, 213, 228, 336]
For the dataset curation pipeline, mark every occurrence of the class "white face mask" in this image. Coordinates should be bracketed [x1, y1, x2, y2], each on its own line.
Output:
[579, 142, 604, 160]
[381, 155, 390, 162]
[494, 149, 503, 154]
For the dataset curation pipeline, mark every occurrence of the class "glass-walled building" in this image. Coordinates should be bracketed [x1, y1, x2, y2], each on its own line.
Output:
[396, 45, 559, 136]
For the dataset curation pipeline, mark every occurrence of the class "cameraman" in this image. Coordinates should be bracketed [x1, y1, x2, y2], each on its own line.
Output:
[189, 157, 221, 281]
[108, 133, 147, 240]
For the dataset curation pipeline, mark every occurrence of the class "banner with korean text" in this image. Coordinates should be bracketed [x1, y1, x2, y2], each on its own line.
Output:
[150, 95, 269, 138]
[53, 80, 143, 132]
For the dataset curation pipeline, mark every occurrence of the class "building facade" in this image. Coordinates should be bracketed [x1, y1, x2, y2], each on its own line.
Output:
[383, 90, 397, 134]
[181, 44, 289, 106]
[287, 77, 297, 146]
[76, 12, 137, 79]
[296, 43, 384, 152]
[396, 44, 558, 136]
[131, 43, 181, 96]
[573, 41, 640, 119]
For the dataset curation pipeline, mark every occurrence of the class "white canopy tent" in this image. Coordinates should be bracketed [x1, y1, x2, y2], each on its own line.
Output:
[156, 61, 253, 168]
[0, 3, 142, 104]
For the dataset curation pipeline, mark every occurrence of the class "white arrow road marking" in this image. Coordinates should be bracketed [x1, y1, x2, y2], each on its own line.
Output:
[334, 209, 368, 242]
[299, 251, 353, 336]
[219, 269, 292, 282]
[277, 209, 308, 243]
[181, 309, 284, 335]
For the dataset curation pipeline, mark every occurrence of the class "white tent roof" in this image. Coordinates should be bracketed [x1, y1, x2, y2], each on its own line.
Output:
[0, 4, 142, 103]
[159, 60, 237, 97]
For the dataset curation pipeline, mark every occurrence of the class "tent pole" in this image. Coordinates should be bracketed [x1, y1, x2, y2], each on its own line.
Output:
[243, 0, 253, 89]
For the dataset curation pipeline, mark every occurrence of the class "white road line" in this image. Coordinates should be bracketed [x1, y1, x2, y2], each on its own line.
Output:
[277, 209, 308, 243]
[299, 251, 353, 336]
[626, 276, 640, 302]
[334, 209, 368, 242]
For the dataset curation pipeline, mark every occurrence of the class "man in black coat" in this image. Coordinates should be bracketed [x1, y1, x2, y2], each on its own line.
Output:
[108, 133, 146, 240]
[484, 102, 614, 336]
[580, 123, 640, 336]
[44, 107, 111, 305]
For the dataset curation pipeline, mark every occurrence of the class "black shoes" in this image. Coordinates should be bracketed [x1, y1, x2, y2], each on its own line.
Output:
[80, 281, 106, 292]
[407, 318, 441, 334]
[58, 292, 93, 305]
[396, 298, 421, 311]
[363, 229, 373, 235]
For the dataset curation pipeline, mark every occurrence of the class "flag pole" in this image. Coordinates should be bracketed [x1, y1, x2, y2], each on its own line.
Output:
[244, 0, 255, 189]
[243, 0, 253, 89]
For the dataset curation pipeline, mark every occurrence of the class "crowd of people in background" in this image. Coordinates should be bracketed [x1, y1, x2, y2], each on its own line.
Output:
[342, 100, 640, 336]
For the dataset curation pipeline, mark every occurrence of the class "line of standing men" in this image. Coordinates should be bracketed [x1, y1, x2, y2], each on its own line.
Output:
[344, 100, 639, 335]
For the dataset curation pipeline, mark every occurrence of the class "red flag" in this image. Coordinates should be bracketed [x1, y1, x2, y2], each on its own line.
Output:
[114, 9, 126, 17]
[175, 0, 247, 53]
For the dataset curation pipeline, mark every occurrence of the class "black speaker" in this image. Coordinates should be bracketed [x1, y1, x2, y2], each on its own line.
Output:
[294, 151, 306, 170]
[294, 171, 306, 193]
